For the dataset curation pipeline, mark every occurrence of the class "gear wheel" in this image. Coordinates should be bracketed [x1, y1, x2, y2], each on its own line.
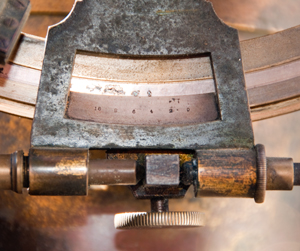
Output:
[114, 211, 205, 229]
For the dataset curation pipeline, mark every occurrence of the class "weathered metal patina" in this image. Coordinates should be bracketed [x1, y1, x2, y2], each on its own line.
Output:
[0, 0, 299, 231]
[31, 0, 253, 150]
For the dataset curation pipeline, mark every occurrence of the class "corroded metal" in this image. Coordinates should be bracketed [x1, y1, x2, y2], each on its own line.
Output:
[130, 180, 190, 200]
[114, 211, 205, 229]
[31, 0, 253, 150]
[1, 0, 300, 234]
[195, 149, 257, 198]
[146, 155, 180, 186]
[0, 0, 31, 65]
[3, 25, 300, 121]
[29, 148, 88, 195]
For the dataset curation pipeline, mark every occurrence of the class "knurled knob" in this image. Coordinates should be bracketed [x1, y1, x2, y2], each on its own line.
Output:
[114, 211, 205, 229]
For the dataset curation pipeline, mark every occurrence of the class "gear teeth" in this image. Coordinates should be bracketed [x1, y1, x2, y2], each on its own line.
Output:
[114, 211, 204, 229]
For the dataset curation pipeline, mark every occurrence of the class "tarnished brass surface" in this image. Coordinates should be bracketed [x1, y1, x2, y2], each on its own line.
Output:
[0, 111, 299, 251]
[0, 154, 10, 190]
[0, 150, 26, 193]
[0, 0, 299, 249]
[146, 155, 180, 186]
[11, 150, 24, 194]
[267, 157, 294, 190]
[89, 159, 137, 186]
[195, 149, 257, 198]
[29, 148, 88, 195]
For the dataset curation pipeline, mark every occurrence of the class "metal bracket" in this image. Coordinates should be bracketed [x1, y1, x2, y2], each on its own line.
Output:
[31, 0, 253, 150]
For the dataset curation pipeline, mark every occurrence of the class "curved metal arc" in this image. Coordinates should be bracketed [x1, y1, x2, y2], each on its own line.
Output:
[1, 25, 300, 122]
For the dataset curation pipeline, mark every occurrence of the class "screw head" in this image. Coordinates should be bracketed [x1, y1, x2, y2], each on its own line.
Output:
[3, 17, 19, 29]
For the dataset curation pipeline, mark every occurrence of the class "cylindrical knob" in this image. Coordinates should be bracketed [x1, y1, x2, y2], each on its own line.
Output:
[29, 148, 88, 195]
[266, 157, 294, 190]
[114, 211, 204, 229]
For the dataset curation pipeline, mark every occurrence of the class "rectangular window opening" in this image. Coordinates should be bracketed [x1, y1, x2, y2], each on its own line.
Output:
[65, 51, 220, 126]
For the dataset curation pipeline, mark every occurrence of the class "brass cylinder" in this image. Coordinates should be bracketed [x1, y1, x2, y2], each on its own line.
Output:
[89, 159, 137, 185]
[195, 149, 257, 198]
[11, 150, 24, 193]
[0, 154, 11, 190]
[29, 148, 88, 195]
[266, 157, 294, 190]
[0, 151, 24, 193]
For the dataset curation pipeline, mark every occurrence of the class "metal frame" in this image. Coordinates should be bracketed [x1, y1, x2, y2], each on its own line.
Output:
[31, 0, 253, 149]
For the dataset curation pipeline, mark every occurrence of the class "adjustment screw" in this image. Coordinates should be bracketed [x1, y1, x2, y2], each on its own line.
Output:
[114, 211, 205, 229]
